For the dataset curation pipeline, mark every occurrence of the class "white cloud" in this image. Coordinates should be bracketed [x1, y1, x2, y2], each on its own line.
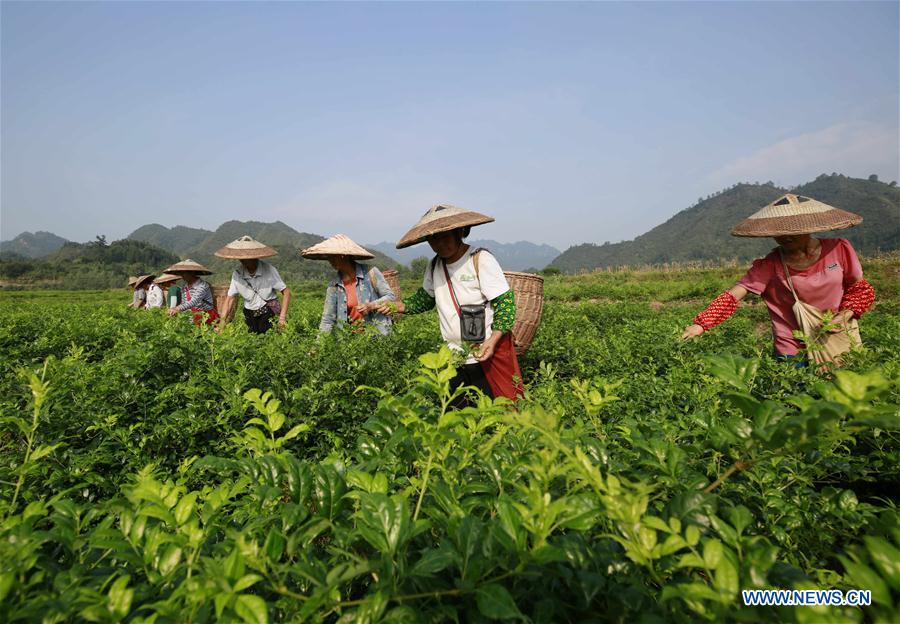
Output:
[706, 121, 900, 188]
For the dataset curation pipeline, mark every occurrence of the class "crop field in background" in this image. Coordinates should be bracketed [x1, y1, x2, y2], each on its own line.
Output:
[0, 259, 897, 623]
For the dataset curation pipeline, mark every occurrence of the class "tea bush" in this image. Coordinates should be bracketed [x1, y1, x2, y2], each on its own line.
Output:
[0, 262, 897, 622]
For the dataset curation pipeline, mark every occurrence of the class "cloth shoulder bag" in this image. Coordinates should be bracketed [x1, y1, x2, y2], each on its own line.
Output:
[779, 250, 861, 366]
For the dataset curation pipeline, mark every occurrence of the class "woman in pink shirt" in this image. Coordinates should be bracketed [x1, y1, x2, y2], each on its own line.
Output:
[682, 194, 875, 359]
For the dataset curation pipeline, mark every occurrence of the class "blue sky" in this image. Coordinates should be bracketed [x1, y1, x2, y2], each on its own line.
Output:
[2, 1, 898, 250]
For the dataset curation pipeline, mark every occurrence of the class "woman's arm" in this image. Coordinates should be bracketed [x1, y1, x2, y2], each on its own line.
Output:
[278, 288, 291, 329]
[367, 267, 396, 307]
[219, 295, 237, 325]
[473, 290, 516, 361]
[375, 287, 435, 316]
[682, 285, 748, 340]
[838, 279, 875, 319]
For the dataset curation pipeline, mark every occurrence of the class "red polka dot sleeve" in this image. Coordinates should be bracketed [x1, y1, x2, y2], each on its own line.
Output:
[693, 291, 738, 331]
[839, 279, 875, 318]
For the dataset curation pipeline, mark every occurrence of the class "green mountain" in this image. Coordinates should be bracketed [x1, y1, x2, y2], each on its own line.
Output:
[127, 224, 209, 256]
[0, 231, 69, 259]
[550, 175, 900, 273]
[0, 237, 178, 289]
[128, 220, 400, 281]
[794, 174, 900, 253]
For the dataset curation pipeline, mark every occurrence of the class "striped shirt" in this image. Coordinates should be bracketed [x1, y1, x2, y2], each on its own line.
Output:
[176, 279, 214, 312]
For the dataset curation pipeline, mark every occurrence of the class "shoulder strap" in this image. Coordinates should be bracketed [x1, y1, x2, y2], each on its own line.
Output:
[430, 255, 439, 278]
[471, 248, 493, 303]
[472, 248, 483, 282]
[441, 259, 462, 317]
[778, 249, 800, 303]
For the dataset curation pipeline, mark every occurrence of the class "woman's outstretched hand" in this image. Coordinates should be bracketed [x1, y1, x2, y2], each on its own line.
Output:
[825, 309, 854, 333]
[681, 324, 704, 341]
[375, 301, 403, 315]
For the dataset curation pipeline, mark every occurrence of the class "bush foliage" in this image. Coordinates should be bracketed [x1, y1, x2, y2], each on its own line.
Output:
[0, 262, 898, 622]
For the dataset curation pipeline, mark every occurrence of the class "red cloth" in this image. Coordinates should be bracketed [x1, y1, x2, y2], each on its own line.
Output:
[183, 281, 218, 326]
[839, 278, 875, 318]
[694, 291, 738, 330]
[191, 308, 219, 326]
[344, 279, 364, 323]
[480, 333, 524, 401]
[737, 238, 864, 355]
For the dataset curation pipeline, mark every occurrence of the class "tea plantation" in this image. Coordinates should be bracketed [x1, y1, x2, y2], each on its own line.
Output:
[1, 260, 897, 623]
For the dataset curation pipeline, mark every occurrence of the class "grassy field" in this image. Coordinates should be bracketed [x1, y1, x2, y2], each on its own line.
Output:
[0, 259, 897, 622]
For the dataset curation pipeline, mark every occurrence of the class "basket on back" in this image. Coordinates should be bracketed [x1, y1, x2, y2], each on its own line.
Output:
[381, 269, 402, 301]
[503, 271, 544, 355]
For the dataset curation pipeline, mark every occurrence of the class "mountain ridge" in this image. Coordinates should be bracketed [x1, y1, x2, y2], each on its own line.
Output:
[126, 220, 400, 280]
[550, 175, 899, 273]
[0, 231, 70, 259]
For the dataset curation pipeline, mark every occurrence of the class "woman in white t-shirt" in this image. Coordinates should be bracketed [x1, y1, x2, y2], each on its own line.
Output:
[380, 204, 523, 402]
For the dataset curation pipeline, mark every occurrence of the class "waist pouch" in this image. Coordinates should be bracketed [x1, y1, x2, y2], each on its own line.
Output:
[245, 303, 276, 319]
[459, 304, 486, 342]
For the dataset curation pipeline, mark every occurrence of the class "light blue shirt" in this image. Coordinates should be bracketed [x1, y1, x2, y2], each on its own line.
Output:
[319, 263, 395, 335]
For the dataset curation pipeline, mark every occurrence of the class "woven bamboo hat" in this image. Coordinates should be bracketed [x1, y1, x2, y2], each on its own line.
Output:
[127, 276, 139, 287]
[300, 234, 375, 260]
[731, 194, 863, 237]
[396, 204, 495, 249]
[154, 273, 180, 285]
[134, 274, 155, 288]
[164, 259, 213, 275]
[214, 235, 278, 260]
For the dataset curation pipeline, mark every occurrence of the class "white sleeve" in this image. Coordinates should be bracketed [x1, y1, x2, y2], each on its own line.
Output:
[477, 252, 510, 300]
[227, 271, 240, 297]
[268, 264, 287, 292]
[422, 258, 435, 297]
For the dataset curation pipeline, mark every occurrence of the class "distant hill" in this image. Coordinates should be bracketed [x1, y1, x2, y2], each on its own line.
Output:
[550, 175, 900, 273]
[128, 220, 400, 280]
[0, 231, 69, 259]
[370, 239, 561, 271]
[127, 224, 209, 256]
[794, 174, 900, 253]
[0, 237, 178, 289]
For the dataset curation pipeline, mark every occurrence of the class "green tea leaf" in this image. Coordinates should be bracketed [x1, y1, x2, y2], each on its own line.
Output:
[475, 583, 522, 620]
[234, 594, 268, 624]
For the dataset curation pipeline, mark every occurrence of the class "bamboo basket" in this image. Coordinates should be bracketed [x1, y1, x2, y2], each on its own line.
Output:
[381, 269, 402, 301]
[503, 271, 544, 355]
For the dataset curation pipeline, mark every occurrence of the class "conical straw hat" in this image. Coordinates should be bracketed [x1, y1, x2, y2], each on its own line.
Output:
[396, 204, 494, 249]
[300, 234, 375, 260]
[731, 194, 863, 237]
[127, 276, 139, 287]
[164, 259, 213, 275]
[214, 235, 278, 259]
[134, 274, 156, 288]
[154, 273, 180, 285]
